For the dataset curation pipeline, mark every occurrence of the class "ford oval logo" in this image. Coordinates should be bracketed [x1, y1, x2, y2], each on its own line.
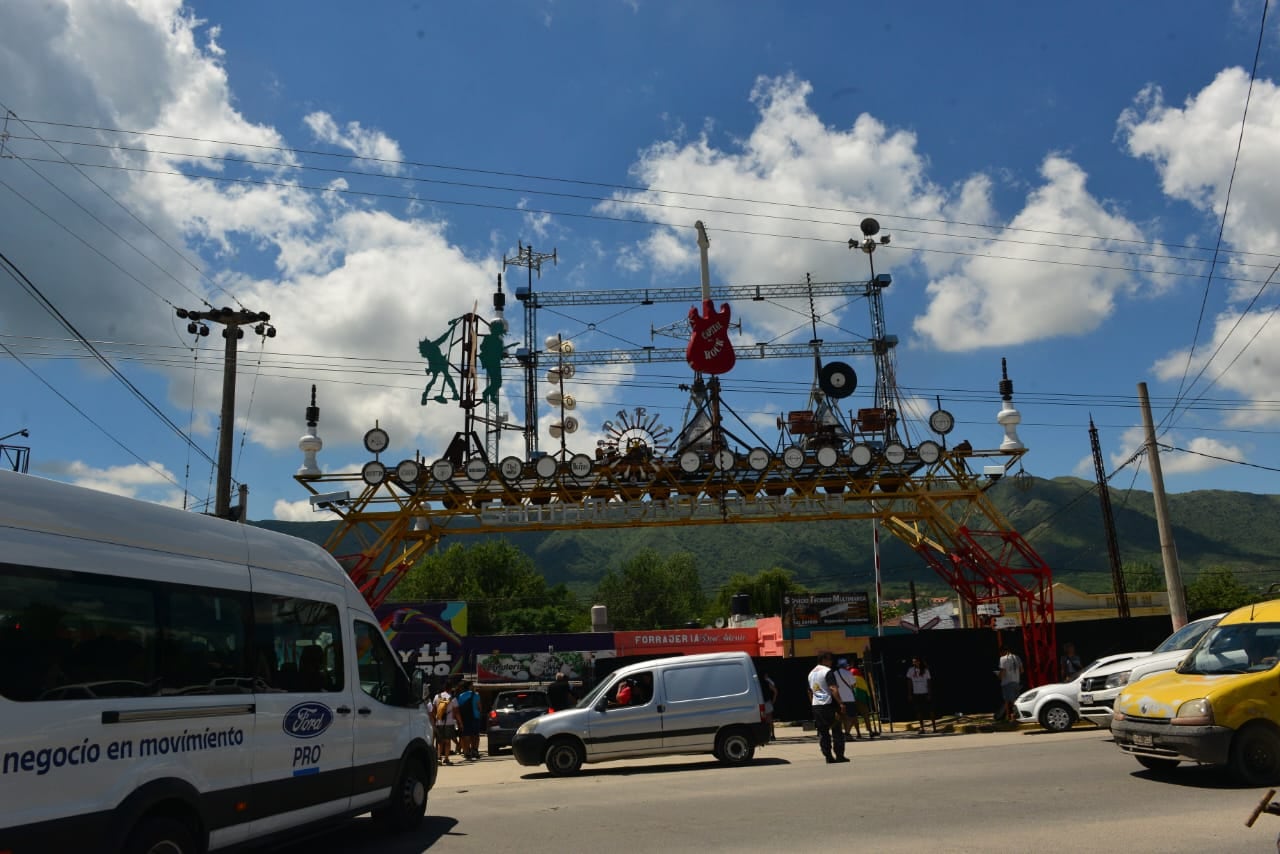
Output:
[283, 702, 334, 739]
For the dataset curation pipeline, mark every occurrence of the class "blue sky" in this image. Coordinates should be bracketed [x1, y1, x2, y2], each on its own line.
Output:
[2, 0, 1279, 521]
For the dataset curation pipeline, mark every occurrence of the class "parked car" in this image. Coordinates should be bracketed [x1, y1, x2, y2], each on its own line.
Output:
[487, 689, 550, 755]
[1078, 613, 1226, 728]
[1013, 653, 1145, 732]
[1112, 599, 1280, 784]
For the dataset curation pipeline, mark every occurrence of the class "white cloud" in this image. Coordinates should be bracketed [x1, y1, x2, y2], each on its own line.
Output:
[1119, 69, 1280, 302]
[304, 111, 404, 175]
[600, 74, 1151, 352]
[35, 459, 184, 506]
[1107, 425, 1246, 478]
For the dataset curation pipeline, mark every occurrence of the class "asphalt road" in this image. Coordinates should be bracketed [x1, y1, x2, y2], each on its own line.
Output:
[274, 726, 1275, 853]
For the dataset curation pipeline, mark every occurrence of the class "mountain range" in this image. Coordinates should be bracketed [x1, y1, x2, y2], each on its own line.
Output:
[256, 476, 1280, 598]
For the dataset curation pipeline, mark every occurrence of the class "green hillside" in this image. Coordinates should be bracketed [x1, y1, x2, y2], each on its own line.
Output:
[254, 476, 1280, 597]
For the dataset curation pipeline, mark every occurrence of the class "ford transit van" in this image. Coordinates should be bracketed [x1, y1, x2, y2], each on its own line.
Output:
[511, 651, 769, 776]
[0, 471, 436, 854]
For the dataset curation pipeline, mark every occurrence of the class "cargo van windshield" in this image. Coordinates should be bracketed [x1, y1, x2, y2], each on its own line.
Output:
[1178, 623, 1280, 675]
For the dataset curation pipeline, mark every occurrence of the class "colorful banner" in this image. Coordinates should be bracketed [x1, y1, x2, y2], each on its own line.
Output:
[376, 601, 468, 681]
[476, 650, 591, 683]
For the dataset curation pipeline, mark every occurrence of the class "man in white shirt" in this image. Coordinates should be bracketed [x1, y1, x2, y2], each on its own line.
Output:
[808, 651, 847, 764]
[998, 646, 1023, 722]
[905, 656, 933, 735]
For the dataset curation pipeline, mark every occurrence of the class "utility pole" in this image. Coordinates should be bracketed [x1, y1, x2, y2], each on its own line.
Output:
[1137, 382, 1188, 629]
[505, 243, 556, 458]
[1089, 416, 1130, 618]
[176, 306, 275, 520]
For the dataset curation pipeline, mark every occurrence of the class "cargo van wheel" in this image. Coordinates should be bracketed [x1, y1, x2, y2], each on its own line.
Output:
[374, 757, 429, 832]
[123, 815, 201, 854]
[715, 729, 755, 766]
[545, 738, 584, 776]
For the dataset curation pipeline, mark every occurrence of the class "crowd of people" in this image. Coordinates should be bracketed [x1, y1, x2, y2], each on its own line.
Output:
[428, 678, 483, 765]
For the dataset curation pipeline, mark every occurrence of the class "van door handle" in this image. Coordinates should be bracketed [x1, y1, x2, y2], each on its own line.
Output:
[335, 706, 352, 715]
[657, 704, 665, 713]
[357, 707, 373, 715]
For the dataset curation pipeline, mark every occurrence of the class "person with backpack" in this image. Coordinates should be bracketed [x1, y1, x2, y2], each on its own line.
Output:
[431, 684, 456, 766]
[455, 680, 483, 761]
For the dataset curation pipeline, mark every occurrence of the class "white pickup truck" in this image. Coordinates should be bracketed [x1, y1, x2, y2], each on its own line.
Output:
[1077, 613, 1225, 729]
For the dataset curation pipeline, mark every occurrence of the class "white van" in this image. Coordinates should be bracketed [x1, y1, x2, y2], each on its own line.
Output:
[0, 471, 435, 854]
[510, 651, 769, 776]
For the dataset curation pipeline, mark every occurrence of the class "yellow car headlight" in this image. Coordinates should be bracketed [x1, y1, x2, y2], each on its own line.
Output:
[1172, 698, 1213, 726]
[517, 719, 539, 736]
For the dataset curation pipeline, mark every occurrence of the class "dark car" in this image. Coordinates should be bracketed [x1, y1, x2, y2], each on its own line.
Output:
[486, 689, 550, 755]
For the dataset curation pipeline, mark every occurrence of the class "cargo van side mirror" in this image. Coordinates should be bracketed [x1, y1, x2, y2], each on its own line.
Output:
[410, 669, 427, 706]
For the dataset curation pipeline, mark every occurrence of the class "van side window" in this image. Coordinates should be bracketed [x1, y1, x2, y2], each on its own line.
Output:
[663, 662, 747, 702]
[0, 566, 158, 702]
[162, 588, 252, 695]
[253, 595, 343, 692]
[354, 620, 411, 707]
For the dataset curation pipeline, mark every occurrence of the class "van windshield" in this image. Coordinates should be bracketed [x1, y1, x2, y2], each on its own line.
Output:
[1178, 623, 1280, 675]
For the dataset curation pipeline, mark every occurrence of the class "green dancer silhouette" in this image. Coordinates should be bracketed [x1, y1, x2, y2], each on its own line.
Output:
[419, 320, 461, 404]
[478, 319, 515, 406]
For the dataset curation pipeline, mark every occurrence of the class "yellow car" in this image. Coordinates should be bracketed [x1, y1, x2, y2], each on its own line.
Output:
[1111, 599, 1280, 785]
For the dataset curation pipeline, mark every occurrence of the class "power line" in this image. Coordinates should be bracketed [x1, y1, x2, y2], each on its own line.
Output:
[0, 250, 222, 471]
[1163, 0, 1271, 433]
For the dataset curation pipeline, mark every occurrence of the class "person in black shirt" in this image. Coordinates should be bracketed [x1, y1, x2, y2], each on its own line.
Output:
[547, 671, 577, 711]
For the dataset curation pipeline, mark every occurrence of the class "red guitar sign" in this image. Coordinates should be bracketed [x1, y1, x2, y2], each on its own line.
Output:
[686, 221, 736, 375]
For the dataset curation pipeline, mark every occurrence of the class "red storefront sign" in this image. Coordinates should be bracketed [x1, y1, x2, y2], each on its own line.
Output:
[614, 627, 758, 657]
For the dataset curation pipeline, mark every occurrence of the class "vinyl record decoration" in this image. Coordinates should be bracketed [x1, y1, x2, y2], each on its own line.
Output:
[818, 361, 857, 399]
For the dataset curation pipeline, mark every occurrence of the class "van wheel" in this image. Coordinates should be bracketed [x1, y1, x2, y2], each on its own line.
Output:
[1038, 702, 1075, 733]
[373, 757, 429, 832]
[545, 739, 584, 776]
[1135, 756, 1179, 774]
[715, 729, 756, 766]
[1232, 726, 1280, 786]
[123, 815, 201, 854]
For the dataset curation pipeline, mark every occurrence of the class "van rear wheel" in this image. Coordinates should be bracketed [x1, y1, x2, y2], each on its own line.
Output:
[715, 729, 755, 766]
[123, 815, 201, 854]
[545, 739, 584, 776]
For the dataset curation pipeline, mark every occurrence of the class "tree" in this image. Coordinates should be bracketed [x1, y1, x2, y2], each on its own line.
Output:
[1123, 561, 1165, 592]
[1186, 565, 1262, 613]
[707, 567, 806, 622]
[392, 539, 587, 633]
[595, 549, 706, 630]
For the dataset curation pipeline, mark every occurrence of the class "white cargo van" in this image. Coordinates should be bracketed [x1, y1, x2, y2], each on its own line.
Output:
[510, 651, 769, 776]
[0, 471, 436, 854]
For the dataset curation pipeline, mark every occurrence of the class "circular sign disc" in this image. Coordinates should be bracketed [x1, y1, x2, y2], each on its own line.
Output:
[850, 443, 873, 467]
[782, 446, 805, 469]
[363, 427, 390, 454]
[499, 456, 524, 480]
[430, 459, 454, 482]
[395, 459, 421, 485]
[884, 443, 907, 465]
[361, 460, 386, 486]
[747, 447, 770, 471]
[917, 440, 942, 465]
[569, 454, 593, 478]
[679, 450, 702, 473]
[464, 458, 489, 481]
[535, 455, 558, 479]
[816, 445, 839, 467]
[819, 362, 857, 399]
[714, 449, 736, 471]
[929, 409, 955, 436]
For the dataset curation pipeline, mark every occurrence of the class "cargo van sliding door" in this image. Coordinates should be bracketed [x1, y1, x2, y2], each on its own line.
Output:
[349, 617, 415, 811]
[247, 572, 355, 836]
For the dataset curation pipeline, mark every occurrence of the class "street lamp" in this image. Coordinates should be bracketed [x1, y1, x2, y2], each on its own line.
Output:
[0, 429, 29, 442]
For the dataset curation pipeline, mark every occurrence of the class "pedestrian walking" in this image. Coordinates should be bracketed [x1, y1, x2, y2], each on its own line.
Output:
[760, 672, 779, 741]
[1060, 642, 1083, 681]
[833, 658, 859, 738]
[808, 652, 847, 764]
[997, 644, 1023, 723]
[905, 656, 934, 734]
[547, 671, 577, 712]
[455, 680, 482, 760]
[432, 686, 456, 766]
